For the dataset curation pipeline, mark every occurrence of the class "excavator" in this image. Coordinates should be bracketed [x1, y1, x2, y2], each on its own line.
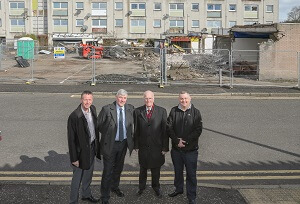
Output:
[78, 38, 104, 60]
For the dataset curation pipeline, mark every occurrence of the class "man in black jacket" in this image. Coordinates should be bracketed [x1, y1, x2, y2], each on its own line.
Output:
[133, 90, 169, 198]
[167, 91, 202, 204]
[67, 90, 101, 204]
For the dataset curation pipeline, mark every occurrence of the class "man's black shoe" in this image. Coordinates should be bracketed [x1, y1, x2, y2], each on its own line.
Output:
[81, 195, 100, 203]
[111, 188, 125, 197]
[168, 191, 183, 197]
[188, 199, 196, 204]
[154, 189, 163, 198]
[136, 189, 144, 196]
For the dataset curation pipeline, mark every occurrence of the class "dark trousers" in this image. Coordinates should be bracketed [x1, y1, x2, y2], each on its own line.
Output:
[70, 143, 95, 204]
[101, 139, 127, 202]
[139, 166, 161, 191]
[171, 148, 198, 201]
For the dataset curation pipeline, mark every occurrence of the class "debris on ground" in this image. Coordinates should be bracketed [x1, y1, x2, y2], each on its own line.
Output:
[38, 50, 51, 55]
[95, 74, 158, 83]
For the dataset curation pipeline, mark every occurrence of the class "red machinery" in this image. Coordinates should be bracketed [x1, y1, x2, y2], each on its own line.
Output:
[78, 40, 104, 60]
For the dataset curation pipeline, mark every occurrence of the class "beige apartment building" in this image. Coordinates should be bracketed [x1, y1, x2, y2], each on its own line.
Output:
[0, 0, 279, 45]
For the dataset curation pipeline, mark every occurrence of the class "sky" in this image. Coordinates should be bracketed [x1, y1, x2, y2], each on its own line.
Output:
[279, 0, 300, 21]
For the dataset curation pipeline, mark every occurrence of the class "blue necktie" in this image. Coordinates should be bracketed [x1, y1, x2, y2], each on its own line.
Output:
[119, 108, 124, 141]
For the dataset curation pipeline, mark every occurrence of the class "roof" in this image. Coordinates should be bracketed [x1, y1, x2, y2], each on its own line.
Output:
[230, 24, 277, 38]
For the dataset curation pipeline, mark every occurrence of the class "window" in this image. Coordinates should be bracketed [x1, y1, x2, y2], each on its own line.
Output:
[131, 19, 145, 27]
[169, 3, 184, 17]
[170, 20, 184, 27]
[170, 3, 184, 10]
[0, 19, 2, 27]
[92, 19, 107, 27]
[207, 4, 221, 11]
[192, 20, 199, 28]
[53, 2, 68, 16]
[76, 2, 83, 10]
[11, 18, 25, 25]
[115, 2, 123, 10]
[245, 5, 258, 11]
[244, 4, 258, 18]
[130, 3, 146, 16]
[0, 1, 1, 10]
[229, 4, 236, 11]
[130, 19, 146, 33]
[207, 20, 221, 28]
[153, 19, 161, 28]
[10, 2, 25, 9]
[54, 19, 68, 26]
[191, 3, 199, 11]
[115, 19, 123, 27]
[244, 21, 258, 25]
[207, 4, 221, 18]
[229, 21, 236, 27]
[131, 3, 145, 10]
[266, 5, 273, 13]
[154, 2, 161, 10]
[92, 2, 107, 16]
[76, 19, 84, 26]
[53, 2, 67, 9]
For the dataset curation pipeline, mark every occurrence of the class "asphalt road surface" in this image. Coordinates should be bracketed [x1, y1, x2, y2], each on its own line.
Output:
[0, 92, 299, 186]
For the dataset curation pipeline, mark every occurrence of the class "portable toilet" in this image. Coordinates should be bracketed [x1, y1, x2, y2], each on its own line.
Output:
[17, 37, 34, 60]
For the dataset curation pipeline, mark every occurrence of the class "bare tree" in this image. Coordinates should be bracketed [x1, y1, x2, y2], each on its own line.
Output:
[285, 6, 300, 23]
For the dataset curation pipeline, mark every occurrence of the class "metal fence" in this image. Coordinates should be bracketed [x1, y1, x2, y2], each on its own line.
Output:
[0, 43, 299, 88]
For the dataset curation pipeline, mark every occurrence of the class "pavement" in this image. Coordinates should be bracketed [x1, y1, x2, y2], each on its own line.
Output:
[0, 82, 299, 204]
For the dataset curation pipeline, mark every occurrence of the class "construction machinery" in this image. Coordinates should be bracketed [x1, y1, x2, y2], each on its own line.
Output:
[78, 38, 104, 60]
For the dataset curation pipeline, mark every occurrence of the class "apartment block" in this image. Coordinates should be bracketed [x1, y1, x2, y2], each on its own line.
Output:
[0, 0, 279, 45]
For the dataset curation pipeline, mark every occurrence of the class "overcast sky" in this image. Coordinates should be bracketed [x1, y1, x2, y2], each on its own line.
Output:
[279, 0, 300, 21]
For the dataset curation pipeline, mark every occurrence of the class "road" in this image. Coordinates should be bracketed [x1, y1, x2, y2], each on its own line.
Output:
[0, 92, 299, 186]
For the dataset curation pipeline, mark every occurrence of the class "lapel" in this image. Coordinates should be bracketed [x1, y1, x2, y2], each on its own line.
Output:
[148, 104, 157, 123]
[109, 102, 117, 125]
[79, 106, 91, 142]
[124, 104, 131, 128]
[140, 105, 148, 122]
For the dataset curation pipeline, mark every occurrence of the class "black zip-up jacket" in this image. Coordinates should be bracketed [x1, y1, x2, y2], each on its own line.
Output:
[167, 104, 202, 152]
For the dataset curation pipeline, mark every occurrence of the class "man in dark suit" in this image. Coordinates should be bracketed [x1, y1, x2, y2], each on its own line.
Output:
[133, 90, 169, 198]
[97, 89, 134, 204]
[67, 90, 100, 204]
[167, 91, 202, 204]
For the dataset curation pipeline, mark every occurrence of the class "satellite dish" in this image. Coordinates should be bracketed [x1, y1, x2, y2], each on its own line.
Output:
[84, 13, 91, 20]
[81, 25, 88, 32]
[74, 9, 81, 16]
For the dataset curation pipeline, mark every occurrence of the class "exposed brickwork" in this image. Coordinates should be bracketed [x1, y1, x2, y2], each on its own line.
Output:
[259, 23, 300, 81]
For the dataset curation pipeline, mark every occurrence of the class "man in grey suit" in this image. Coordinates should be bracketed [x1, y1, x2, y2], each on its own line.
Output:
[97, 89, 134, 204]
[67, 90, 100, 204]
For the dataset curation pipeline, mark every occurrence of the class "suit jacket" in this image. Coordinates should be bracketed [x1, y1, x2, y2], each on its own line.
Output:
[67, 104, 100, 170]
[133, 104, 169, 169]
[97, 101, 134, 158]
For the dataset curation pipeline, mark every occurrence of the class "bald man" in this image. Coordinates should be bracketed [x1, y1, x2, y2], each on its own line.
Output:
[133, 90, 169, 198]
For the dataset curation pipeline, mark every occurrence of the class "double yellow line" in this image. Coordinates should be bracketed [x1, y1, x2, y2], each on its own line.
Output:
[1, 170, 299, 182]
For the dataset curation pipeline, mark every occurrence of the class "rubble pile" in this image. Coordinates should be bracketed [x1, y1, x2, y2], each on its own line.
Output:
[183, 53, 228, 74]
[95, 74, 158, 83]
[166, 53, 189, 69]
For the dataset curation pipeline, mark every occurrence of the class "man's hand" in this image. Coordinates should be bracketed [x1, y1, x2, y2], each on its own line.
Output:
[72, 161, 79, 167]
[178, 138, 186, 148]
[161, 151, 167, 155]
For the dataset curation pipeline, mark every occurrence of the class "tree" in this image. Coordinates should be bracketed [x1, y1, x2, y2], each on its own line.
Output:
[285, 6, 300, 23]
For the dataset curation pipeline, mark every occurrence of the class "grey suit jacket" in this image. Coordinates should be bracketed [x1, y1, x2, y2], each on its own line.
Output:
[97, 101, 134, 158]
